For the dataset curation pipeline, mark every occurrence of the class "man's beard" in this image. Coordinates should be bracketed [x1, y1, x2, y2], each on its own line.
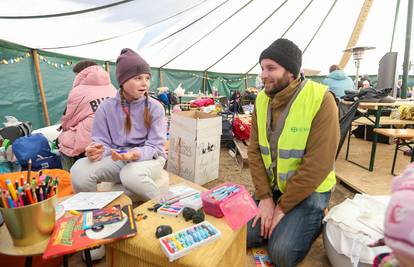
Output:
[264, 73, 291, 97]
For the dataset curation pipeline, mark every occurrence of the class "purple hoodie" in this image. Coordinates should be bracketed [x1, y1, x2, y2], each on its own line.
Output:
[91, 92, 166, 160]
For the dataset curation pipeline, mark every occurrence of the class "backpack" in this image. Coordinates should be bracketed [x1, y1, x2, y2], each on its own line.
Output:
[12, 133, 61, 170]
[0, 121, 32, 143]
[232, 117, 250, 141]
[169, 92, 179, 105]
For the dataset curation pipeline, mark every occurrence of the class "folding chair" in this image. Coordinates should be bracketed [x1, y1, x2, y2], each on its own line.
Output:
[337, 100, 361, 159]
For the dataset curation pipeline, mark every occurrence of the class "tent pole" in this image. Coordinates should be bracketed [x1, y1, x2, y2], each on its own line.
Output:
[105, 61, 110, 73]
[244, 74, 248, 90]
[338, 0, 373, 69]
[390, 0, 401, 52]
[203, 72, 207, 94]
[159, 68, 164, 87]
[402, 0, 413, 99]
[32, 49, 50, 126]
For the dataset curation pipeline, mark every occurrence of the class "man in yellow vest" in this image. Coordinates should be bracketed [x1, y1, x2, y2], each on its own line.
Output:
[247, 38, 339, 266]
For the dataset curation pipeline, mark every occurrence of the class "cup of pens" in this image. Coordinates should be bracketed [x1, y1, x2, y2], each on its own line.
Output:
[0, 173, 59, 246]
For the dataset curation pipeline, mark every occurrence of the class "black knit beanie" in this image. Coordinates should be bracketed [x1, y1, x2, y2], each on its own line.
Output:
[259, 38, 302, 78]
[116, 48, 151, 86]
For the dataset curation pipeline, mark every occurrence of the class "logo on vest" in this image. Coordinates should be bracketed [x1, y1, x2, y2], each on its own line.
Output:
[290, 126, 310, 133]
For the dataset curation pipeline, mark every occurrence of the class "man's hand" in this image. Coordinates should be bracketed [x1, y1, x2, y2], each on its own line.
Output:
[85, 143, 104, 162]
[252, 197, 275, 238]
[268, 205, 285, 238]
[111, 150, 140, 161]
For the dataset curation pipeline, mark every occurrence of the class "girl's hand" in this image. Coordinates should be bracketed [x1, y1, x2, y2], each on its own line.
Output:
[85, 143, 104, 162]
[111, 150, 140, 161]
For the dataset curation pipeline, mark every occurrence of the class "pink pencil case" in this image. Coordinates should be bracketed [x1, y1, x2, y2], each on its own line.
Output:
[201, 182, 258, 230]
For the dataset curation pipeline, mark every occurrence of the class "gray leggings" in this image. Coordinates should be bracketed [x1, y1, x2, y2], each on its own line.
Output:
[70, 156, 166, 201]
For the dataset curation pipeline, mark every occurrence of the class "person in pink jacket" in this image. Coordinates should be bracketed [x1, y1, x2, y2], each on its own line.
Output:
[58, 60, 116, 171]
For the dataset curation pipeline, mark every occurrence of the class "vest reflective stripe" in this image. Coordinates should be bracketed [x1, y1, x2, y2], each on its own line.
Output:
[259, 145, 270, 155]
[279, 170, 296, 181]
[256, 80, 336, 193]
[279, 149, 304, 159]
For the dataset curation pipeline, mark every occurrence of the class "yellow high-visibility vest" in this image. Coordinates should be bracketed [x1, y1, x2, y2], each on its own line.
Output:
[255, 80, 335, 193]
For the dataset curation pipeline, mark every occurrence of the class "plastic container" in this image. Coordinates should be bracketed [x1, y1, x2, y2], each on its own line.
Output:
[201, 183, 258, 230]
[159, 221, 221, 261]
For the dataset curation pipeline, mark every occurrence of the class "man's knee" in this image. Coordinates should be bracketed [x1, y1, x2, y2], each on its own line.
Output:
[268, 238, 301, 267]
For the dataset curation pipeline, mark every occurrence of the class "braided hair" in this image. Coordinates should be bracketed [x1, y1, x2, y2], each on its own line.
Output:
[120, 87, 152, 134]
[144, 92, 151, 129]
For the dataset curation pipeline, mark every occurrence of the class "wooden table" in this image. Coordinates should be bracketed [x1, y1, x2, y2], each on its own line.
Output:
[342, 100, 414, 171]
[106, 173, 247, 267]
[0, 194, 131, 267]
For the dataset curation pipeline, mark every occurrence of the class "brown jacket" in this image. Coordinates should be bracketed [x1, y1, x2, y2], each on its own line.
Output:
[248, 78, 339, 213]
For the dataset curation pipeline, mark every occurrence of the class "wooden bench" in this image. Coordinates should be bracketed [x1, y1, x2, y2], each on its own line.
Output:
[234, 139, 249, 169]
[373, 128, 414, 175]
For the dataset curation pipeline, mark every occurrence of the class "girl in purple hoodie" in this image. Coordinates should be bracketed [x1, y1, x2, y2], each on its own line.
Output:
[70, 49, 167, 201]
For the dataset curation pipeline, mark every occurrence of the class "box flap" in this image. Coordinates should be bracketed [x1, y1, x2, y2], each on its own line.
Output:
[171, 111, 222, 140]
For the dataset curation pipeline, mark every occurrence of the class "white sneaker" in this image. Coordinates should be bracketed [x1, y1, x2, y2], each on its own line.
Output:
[82, 245, 105, 261]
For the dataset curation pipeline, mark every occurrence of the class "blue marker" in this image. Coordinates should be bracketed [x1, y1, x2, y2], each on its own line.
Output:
[116, 149, 128, 154]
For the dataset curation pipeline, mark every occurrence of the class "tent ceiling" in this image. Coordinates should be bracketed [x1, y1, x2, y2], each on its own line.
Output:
[0, 0, 412, 75]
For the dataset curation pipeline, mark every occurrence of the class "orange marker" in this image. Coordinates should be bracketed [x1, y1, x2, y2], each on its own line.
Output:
[20, 173, 24, 187]
[0, 179, 6, 189]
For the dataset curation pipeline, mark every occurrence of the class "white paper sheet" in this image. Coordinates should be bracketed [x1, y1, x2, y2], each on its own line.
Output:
[60, 191, 123, 211]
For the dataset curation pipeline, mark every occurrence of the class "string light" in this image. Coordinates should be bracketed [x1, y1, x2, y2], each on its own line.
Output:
[1, 52, 108, 71]
[0, 52, 31, 65]
[38, 55, 74, 70]
[190, 73, 255, 82]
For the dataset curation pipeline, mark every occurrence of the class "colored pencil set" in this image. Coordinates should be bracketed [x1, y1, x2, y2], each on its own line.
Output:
[0, 171, 59, 209]
[209, 184, 241, 201]
[159, 221, 221, 261]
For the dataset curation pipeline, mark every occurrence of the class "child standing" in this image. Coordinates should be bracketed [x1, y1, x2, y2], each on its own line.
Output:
[70, 49, 167, 201]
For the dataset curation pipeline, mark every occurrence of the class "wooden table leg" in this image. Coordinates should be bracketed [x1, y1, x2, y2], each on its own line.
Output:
[63, 255, 69, 267]
[25, 256, 32, 267]
[84, 249, 92, 267]
[369, 107, 382, 171]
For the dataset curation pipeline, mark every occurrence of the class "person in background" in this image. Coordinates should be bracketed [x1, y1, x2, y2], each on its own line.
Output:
[372, 163, 414, 267]
[256, 75, 264, 90]
[70, 49, 167, 201]
[58, 60, 116, 171]
[396, 79, 413, 98]
[157, 87, 171, 114]
[322, 64, 354, 98]
[247, 38, 339, 267]
[362, 80, 371, 89]
[230, 90, 243, 113]
[360, 74, 371, 84]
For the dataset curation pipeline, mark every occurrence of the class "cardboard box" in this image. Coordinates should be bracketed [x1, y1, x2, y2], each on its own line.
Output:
[167, 111, 222, 185]
[169, 111, 222, 140]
